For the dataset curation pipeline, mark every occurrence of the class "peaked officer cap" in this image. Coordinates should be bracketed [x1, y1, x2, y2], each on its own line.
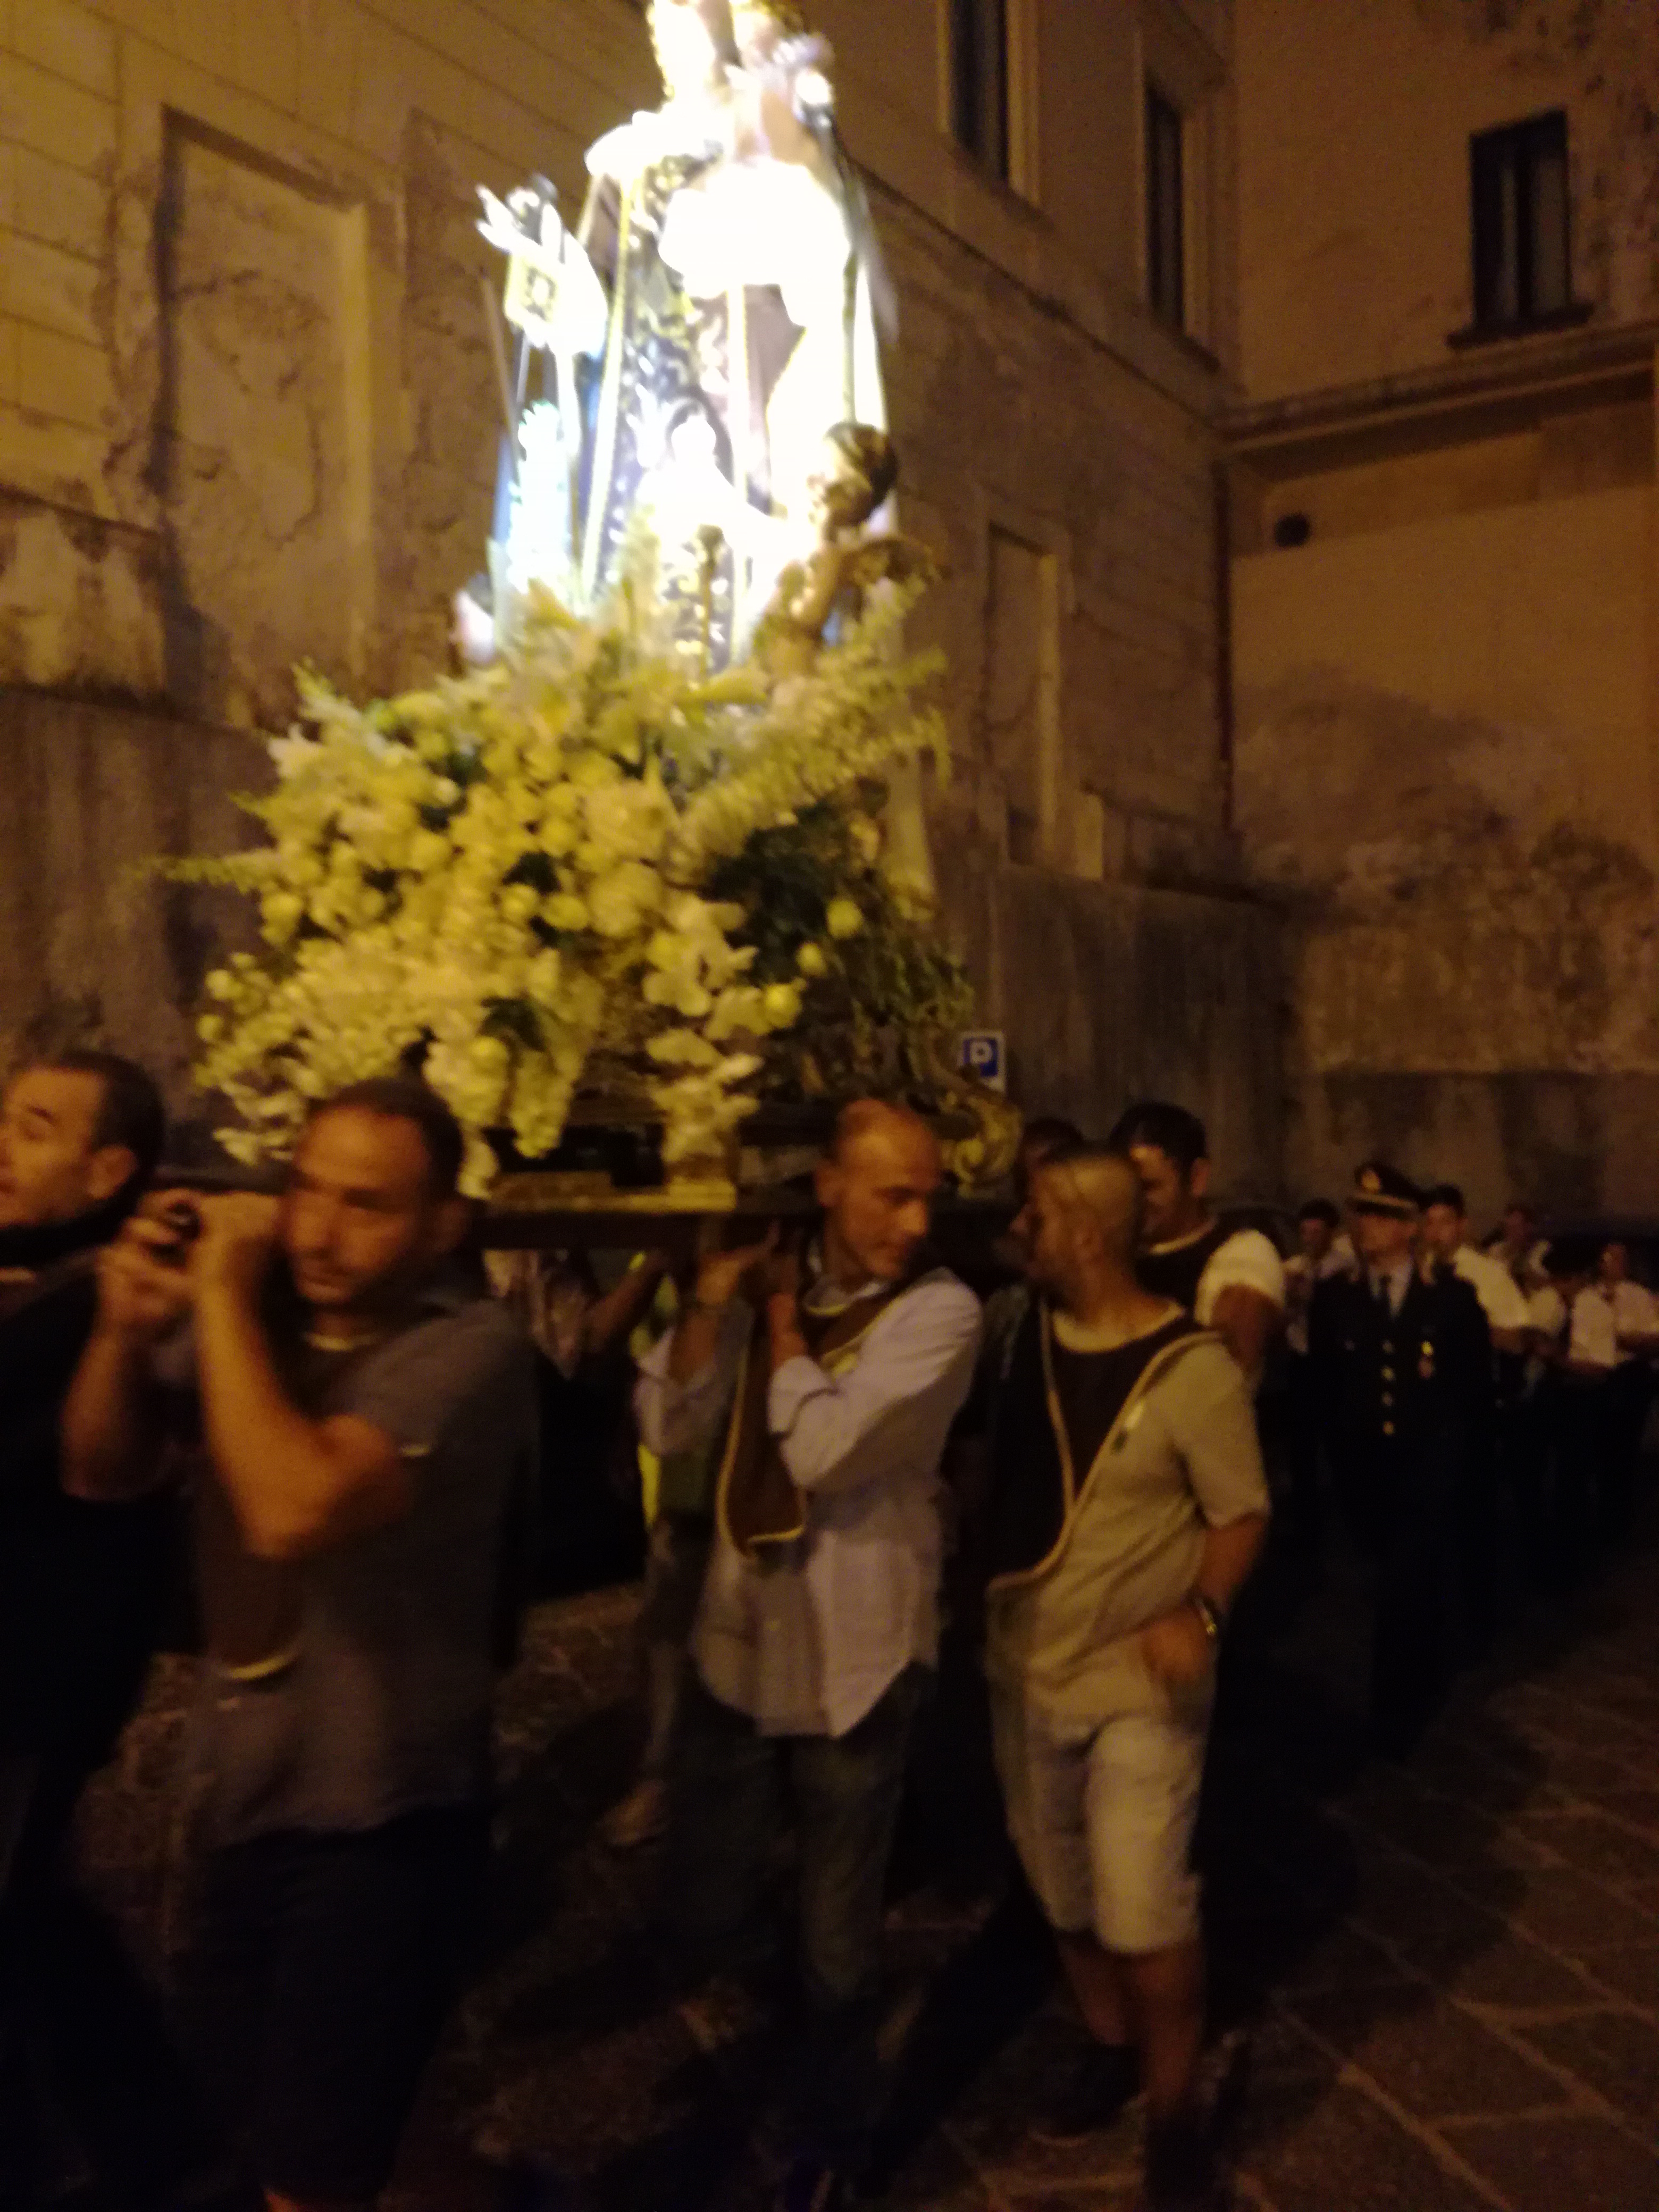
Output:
[1348, 1160, 1422, 1218]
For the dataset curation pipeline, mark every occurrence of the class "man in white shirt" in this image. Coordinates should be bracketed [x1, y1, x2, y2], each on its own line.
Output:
[1283, 1201, 1352, 1358]
[1106, 1102, 1286, 1387]
[1526, 1250, 1619, 1375]
[1523, 1239, 1616, 1589]
[634, 1100, 979, 2212]
[1420, 1187, 1530, 1351]
[1596, 1239, 1659, 1357]
[1482, 1202, 1551, 1296]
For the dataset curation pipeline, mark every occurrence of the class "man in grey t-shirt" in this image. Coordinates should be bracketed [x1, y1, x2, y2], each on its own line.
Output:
[982, 1146, 1268, 2212]
[64, 1079, 536, 2212]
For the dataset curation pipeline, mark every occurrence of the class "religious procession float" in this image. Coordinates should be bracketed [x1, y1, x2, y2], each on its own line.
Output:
[172, 0, 1019, 1225]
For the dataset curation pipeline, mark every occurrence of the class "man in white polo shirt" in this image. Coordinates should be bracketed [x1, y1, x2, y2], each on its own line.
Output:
[1107, 1102, 1285, 1388]
[1420, 1187, 1530, 1350]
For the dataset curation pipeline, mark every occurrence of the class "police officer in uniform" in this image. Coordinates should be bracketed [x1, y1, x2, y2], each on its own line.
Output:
[1308, 1163, 1491, 1756]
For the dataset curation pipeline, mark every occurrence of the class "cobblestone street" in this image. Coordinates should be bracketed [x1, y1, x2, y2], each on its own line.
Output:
[84, 1523, 1659, 2212]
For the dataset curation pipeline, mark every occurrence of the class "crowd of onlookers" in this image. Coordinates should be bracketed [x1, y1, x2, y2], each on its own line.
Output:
[1, 1046, 1650, 2212]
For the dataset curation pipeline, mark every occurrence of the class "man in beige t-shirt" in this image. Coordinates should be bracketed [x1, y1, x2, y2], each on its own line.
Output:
[981, 1145, 1268, 2212]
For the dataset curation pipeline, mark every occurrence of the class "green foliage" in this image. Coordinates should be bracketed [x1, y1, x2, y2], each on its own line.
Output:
[710, 798, 975, 1103]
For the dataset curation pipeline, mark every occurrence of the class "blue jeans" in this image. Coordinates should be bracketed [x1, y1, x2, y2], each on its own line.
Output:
[667, 1664, 929, 2167]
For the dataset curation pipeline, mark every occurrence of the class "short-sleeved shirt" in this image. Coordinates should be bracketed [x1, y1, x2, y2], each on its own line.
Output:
[173, 1283, 537, 1844]
[1049, 1317, 1193, 1485]
[1528, 1285, 1618, 1370]
[985, 1330, 1270, 1728]
[1605, 1280, 1659, 1352]
[1452, 1245, 1531, 1336]
[1194, 1229, 1286, 1329]
[1483, 1234, 1552, 1293]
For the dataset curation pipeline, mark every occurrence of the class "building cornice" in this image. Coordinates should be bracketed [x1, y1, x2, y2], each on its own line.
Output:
[1224, 320, 1658, 476]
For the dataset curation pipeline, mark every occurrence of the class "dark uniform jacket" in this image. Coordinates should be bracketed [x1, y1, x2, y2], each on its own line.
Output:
[1307, 1262, 1491, 1541]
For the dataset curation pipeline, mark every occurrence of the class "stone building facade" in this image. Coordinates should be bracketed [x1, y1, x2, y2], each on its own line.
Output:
[1229, 0, 1659, 1218]
[0, 0, 1283, 1189]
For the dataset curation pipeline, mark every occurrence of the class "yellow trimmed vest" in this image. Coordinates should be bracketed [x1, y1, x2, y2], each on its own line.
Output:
[715, 1284, 906, 1556]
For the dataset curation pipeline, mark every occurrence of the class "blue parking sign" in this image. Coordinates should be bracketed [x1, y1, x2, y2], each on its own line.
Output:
[959, 1030, 1007, 1094]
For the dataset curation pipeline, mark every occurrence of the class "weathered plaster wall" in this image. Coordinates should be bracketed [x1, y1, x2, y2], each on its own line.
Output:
[2, 0, 658, 710]
[1301, 1072, 1659, 1225]
[0, 686, 262, 1141]
[0, 494, 165, 689]
[1233, 408, 1659, 1217]
[877, 185, 1235, 890]
[941, 852, 1284, 1197]
[1237, 0, 1659, 399]
[1237, 477, 1657, 860]
[1231, 1, 1659, 1218]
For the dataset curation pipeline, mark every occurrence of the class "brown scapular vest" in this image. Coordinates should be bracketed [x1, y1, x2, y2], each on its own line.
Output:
[715, 1284, 905, 1556]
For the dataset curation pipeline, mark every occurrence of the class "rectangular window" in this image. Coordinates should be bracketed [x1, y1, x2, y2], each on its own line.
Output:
[1471, 111, 1572, 332]
[1145, 82, 1185, 331]
[951, 0, 1009, 182]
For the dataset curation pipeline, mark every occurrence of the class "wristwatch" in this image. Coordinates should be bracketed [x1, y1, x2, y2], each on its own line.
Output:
[1191, 1591, 1225, 1646]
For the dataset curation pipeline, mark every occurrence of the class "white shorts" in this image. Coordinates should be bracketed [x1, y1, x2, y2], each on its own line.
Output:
[990, 1690, 1206, 1954]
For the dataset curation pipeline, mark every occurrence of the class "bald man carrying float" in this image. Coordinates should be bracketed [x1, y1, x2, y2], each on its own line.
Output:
[982, 1146, 1269, 2212]
[634, 1100, 981, 2212]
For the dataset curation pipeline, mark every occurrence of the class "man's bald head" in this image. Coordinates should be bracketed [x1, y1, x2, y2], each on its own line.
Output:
[831, 1097, 938, 1169]
[817, 1097, 943, 1286]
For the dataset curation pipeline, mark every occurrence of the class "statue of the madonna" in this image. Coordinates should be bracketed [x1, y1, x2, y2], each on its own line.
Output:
[481, 0, 890, 669]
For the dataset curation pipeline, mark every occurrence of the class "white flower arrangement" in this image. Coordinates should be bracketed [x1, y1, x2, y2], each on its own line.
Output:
[171, 566, 946, 1193]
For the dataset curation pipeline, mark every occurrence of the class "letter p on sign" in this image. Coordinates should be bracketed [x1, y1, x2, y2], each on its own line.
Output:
[960, 1031, 1007, 1094]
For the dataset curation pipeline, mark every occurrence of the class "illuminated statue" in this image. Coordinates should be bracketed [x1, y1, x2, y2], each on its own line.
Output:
[476, 0, 890, 668]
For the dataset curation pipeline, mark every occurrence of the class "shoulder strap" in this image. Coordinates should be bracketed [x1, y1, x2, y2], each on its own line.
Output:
[713, 1277, 908, 1557]
[800, 1279, 904, 1372]
[986, 1311, 1216, 1595]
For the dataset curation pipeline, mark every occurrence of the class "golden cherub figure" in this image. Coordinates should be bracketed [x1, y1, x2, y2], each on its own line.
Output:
[755, 423, 936, 677]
